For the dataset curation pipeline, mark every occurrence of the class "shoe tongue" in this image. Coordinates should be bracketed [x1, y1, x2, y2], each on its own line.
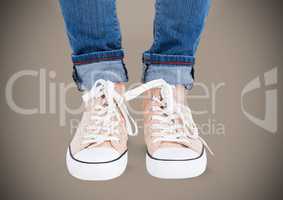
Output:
[150, 86, 185, 103]
[150, 88, 162, 98]
[84, 96, 106, 110]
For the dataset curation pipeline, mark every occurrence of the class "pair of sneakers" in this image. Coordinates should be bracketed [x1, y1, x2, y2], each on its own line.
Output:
[66, 79, 213, 180]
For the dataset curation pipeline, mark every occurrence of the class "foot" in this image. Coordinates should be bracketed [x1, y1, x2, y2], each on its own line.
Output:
[66, 80, 137, 181]
[126, 79, 212, 179]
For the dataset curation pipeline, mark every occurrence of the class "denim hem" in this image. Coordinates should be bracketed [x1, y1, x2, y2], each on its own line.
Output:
[73, 60, 128, 91]
[72, 49, 125, 65]
[143, 52, 195, 66]
[142, 64, 194, 90]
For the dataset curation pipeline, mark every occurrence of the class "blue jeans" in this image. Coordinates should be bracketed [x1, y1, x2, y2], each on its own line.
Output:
[59, 0, 211, 91]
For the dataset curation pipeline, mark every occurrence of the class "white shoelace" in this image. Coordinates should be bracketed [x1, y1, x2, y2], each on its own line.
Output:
[125, 79, 214, 155]
[82, 80, 137, 146]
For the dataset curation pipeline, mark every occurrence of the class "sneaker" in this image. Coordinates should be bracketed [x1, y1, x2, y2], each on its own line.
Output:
[66, 80, 137, 181]
[125, 79, 213, 179]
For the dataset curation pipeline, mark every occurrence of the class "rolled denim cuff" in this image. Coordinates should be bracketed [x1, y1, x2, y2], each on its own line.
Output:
[143, 52, 195, 66]
[73, 60, 128, 91]
[72, 49, 124, 65]
[142, 53, 195, 90]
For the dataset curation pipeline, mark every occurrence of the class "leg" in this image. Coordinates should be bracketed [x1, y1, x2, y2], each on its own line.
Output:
[143, 0, 211, 89]
[59, 0, 128, 91]
[138, 0, 212, 179]
[60, 0, 133, 181]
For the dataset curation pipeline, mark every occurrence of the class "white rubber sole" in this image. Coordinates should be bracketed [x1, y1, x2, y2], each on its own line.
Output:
[66, 148, 128, 181]
[146, 149, 207, 179]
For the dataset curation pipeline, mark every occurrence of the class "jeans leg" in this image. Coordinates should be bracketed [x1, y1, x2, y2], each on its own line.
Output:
[143, 0, 211, 89]
[59, 0, 128, 91]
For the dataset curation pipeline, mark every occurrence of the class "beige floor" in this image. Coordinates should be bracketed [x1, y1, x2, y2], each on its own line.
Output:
[0, 0, 283, 199]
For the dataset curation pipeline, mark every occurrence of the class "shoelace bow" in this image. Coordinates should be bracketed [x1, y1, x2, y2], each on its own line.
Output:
[82, 80, 137, 146]
[125, 79, 214, 155]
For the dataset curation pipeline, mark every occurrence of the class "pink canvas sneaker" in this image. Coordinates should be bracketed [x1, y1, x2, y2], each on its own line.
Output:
[126, 79, 213, 179]
[66, 80, 137, 181]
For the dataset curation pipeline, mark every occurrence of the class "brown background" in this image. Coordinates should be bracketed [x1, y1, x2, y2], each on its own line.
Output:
[0, 0, 283, 199]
